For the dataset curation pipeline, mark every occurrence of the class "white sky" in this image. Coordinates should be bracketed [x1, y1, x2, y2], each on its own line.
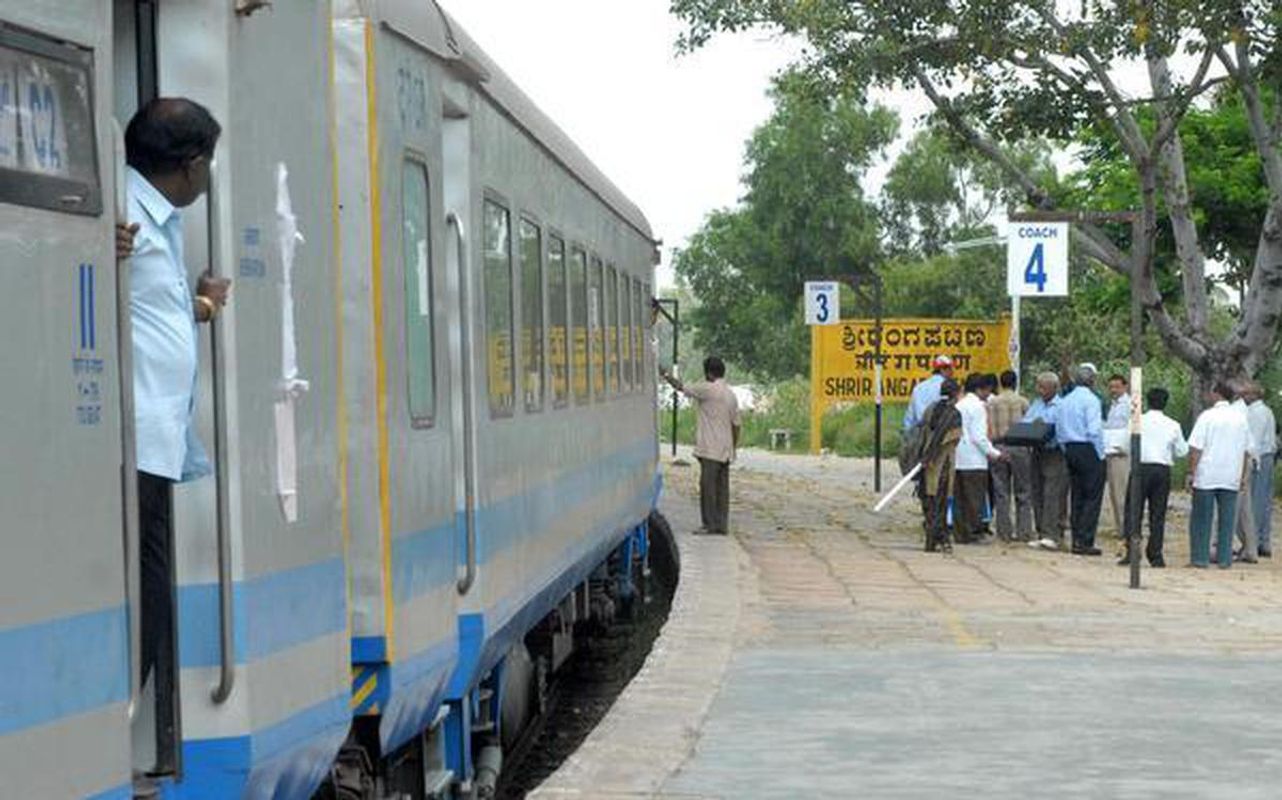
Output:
[445, 0, 801, 288]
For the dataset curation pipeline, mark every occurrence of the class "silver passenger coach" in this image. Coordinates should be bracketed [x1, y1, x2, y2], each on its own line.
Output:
[0, 1, 660, 797]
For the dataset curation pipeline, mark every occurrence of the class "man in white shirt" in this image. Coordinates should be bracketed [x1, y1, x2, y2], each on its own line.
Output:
[1231, 382, 1261, 562]
[954, 373, 1005, 543]
[1103, 374, 1132, 537]
[1246, 382, 1277, 557]
[661, 356, 741, 535]
[1187, 382, 1253, 568]
[1118, 387, 1187, 568]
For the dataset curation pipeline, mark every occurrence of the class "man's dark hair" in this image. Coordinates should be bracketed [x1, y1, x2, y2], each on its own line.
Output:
[703, 356, 726, 379]
[964, 373, 984, 393]
[999, 370, 1018, 390]
[940, 378, 960, 398]
[1213, 381, 1235, 402]
[1108, 374, 1128, 386]
[1146, 387, 1169, 411]
[982, 373, 998, 390]
[126, 97, 221, 176]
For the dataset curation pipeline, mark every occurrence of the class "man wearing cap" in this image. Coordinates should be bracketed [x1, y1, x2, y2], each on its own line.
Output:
[905, 356, 955, 431]
[900, 356, 955, 477]
[1058, 364, 1106, 555]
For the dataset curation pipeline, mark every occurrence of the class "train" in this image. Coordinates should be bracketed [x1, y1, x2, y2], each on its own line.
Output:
[0, 1, 662, 798]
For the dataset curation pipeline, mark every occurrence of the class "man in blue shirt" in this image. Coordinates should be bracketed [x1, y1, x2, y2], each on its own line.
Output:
[903, 355, 955, 430]
[117, 98, 229, 774]
[1058, 363, 1106, 555]
[1024, 371, 1069, 548]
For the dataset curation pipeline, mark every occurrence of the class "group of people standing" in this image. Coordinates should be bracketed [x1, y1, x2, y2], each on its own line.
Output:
[902, 357, 1277, 568]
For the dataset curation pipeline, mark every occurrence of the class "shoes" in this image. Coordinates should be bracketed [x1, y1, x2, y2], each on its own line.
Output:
[1186, 562, 1209, 569]
[1150, 558, 1166, 568]
[1234, 552, 1258, 564]
[1029, 537, 1060, 550]
[1259, 548, 1272, 559]
[1071, 546, 1102, 556]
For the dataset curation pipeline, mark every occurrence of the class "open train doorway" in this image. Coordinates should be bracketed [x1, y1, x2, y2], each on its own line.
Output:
[112, 0, 183, 780]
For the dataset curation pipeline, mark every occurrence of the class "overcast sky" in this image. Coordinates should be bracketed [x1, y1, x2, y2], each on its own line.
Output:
[445, 1, 801, 287]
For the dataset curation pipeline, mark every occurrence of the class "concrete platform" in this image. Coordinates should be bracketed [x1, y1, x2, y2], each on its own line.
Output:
[531, 449, 1282, 799]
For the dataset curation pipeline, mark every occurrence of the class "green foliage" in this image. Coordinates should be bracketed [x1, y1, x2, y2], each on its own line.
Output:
[673, 73, 898, 381]
[883, 128, 1055, 257]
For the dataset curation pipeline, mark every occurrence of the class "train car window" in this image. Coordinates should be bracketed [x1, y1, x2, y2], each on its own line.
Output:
[547, 235, 569, 407]
[402, 158, 436, 425]
[590, 256, 606, 399]
[620, 275, 633, 392]
[483, 199, 516, 417]
[0, 27, 101, 215]
[519, 217, 544, 412]
[570, 247, 589, 404]
[633, 277, 645, 389]
[642, 281, 652, 378]
[605, 264, 620, 396]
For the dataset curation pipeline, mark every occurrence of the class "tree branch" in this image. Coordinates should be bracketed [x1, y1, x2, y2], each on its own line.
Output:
[1228, 38, 1282, 196]
[1150, 47, 1218, 155]
[1035, 3, 1150, 157]
[913, 68, 1128, 272]
[1148, 52, 1212, 335]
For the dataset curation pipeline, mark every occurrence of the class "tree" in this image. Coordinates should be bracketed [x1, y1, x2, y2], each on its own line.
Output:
[883, 128, 1055, 256]
[673, 0, 1282, 387]
[673, 74, 897, 380]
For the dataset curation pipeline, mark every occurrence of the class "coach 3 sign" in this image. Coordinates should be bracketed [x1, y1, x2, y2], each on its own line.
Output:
[1007, 222, 1069, 297]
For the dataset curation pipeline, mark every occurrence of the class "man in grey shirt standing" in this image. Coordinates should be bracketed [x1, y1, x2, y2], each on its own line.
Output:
[661, 356, 741, 534]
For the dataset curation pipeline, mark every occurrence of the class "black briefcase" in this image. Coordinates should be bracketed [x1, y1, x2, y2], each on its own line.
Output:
[997, 420, 1056, 447]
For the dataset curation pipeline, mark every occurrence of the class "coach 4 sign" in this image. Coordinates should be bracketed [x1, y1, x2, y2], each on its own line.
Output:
[1007, 222, 1069, 297]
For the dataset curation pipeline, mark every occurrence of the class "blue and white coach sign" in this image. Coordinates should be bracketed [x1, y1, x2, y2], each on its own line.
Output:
[1007, 222, 1069, 297]
[805, 281, 840, 325]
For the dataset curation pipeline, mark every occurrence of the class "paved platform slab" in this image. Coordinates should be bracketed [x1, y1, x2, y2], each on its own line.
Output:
[532, 449, 1282, 798]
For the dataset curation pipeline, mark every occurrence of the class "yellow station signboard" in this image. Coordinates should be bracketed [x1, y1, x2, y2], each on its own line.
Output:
[809, 317, 1013, 452]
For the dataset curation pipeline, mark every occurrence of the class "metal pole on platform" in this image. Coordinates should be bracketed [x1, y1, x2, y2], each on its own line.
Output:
[1128, 216, 1145, 590]
[873, 274, 884, 493]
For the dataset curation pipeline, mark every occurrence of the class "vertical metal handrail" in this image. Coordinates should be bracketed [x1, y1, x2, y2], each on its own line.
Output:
[208, 167, 235, 703]
[113, 121, 142, 712]
[448, 211, 477, 595]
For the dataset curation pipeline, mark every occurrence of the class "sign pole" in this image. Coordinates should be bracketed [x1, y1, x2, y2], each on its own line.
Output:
[810, 324, 822, 455]
[1011, 294, 1021, 383]
[873, 275, 884, 493]
[1128, 215, 1145, 590]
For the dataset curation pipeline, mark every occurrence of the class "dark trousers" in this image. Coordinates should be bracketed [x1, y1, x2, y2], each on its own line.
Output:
[1123, 463, 1171, 564]
[1064, 443, 1105, 549]
[1032, 448, 1069, 540]
[698, 457, 730, 533]
[139, 471, 177, 769]
[954, 469, 989, 541]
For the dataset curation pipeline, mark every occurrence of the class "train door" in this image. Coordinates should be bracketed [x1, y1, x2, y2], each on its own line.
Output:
[0, 3, 134, 798]
[114, 1, 350, 795]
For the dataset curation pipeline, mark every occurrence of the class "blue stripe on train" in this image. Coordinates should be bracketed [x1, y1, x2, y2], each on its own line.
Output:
[163, 693, 349, 800]
[0, 605, 128, 736]
[388, 435, 657, 607]
[178, 556, 347, 668]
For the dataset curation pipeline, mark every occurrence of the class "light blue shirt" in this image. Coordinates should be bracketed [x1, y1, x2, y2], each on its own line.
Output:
[1023, 394, 1061, 450]
[127, 167, 209, 482]
[1057, 385, 1104, 458]
[903, 373, 944, 430]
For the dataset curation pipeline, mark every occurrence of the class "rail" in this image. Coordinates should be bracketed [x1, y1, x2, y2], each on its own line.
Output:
[449, 211, 477, 595]
[208, 167, 235, 703]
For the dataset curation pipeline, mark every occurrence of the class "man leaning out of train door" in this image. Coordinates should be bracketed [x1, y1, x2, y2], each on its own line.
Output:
[115, 98, 232, 776]
[660, 356, 741, 535]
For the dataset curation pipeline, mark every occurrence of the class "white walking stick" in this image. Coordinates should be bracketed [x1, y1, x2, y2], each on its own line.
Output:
[874, 463, 922, 513]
